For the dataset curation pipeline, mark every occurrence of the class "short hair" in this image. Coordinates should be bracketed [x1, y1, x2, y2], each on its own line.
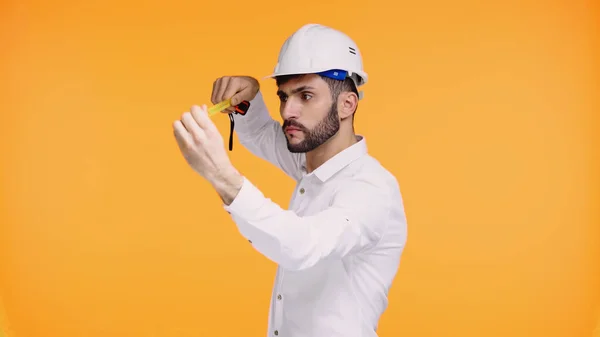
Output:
[275, 74, 359, 116]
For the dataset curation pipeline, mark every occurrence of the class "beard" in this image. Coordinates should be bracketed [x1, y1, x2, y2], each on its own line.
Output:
[282, 102, 340, 153]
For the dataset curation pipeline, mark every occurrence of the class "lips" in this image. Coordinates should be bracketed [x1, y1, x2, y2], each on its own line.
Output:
[283, 121, 304, 135]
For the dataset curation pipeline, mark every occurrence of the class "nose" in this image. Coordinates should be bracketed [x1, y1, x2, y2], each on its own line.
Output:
[280, 99, 300, 120]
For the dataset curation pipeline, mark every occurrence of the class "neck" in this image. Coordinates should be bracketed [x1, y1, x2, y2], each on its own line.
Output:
[305, 129, 358, 173]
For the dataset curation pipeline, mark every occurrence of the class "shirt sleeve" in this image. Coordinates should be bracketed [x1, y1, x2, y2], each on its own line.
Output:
[223, 176, 392, 271]
[232, 91, 304, 181]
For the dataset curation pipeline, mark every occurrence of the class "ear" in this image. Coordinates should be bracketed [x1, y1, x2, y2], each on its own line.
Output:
[337, 91, 359, 120]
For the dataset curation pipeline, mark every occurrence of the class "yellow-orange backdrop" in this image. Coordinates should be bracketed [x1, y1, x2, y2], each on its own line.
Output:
[1, 0, 599, 336]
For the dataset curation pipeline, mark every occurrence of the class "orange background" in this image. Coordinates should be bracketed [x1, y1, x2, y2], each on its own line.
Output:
[1, 0, 599, 336]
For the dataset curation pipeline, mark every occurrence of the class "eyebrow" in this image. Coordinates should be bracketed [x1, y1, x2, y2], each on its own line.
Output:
[277, 85, 315, 97]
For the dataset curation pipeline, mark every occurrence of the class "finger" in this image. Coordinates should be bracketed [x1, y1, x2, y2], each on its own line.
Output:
[229, 94, 244, 107]
[172, 120, 192, 146]
[222, 77, 243, 105]
[229, 87, 249, 107]
[211, 78, 221, 104]
[222, 107, 235, 114]
[212, 79, 233, 114]
[215, 76, 230, 103]
[191, 104, 219, 135]
[181, 111, 206, 143]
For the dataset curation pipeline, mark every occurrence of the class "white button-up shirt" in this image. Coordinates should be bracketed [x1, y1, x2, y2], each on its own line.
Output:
[223, 91, 408, 337]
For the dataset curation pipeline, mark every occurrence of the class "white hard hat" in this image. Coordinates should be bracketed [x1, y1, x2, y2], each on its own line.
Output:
[264, 23, 368, 99]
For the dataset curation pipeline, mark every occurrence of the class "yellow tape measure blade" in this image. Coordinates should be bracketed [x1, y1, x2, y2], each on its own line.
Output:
[207, 99, 232, 117]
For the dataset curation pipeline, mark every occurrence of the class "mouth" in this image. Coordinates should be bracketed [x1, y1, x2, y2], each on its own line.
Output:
[285, 127, 302, 133]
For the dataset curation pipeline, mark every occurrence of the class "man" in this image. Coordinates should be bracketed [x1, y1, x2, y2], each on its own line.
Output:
[173, 23, 407, 337]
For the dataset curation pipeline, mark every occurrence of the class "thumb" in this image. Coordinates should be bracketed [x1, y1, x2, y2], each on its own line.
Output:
[230, 93, 244, 107]
[230, 81, 256, 106]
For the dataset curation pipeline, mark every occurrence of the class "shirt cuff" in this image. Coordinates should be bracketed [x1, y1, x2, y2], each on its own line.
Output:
[222, 176, 265, 219]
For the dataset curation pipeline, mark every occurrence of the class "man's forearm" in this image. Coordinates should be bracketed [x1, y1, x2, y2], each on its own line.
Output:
[210, 166, 244, 206]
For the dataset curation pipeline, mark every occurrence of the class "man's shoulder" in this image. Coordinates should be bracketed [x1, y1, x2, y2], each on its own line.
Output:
[353, 154, 399, 184]
[334, 154, 401, 201]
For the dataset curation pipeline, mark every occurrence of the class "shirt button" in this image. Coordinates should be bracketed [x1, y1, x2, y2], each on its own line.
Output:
[277, 294, 282, 300]
[248, 240, 252, 243]
[299, 188, 305, 194]
[274, 330, 279, 336]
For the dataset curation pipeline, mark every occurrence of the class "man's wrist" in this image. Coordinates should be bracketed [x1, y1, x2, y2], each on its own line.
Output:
[210, 165, 244, 206]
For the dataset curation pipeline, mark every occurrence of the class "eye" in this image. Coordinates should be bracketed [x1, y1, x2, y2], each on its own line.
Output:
[278, 94, 288, 102]
[301, 93, 313, 101]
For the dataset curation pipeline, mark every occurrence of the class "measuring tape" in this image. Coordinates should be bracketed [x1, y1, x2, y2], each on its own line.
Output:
[207, 99, 251, 151]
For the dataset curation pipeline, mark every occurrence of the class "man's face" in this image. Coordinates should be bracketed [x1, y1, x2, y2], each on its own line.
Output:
[277, 74, 340, 153]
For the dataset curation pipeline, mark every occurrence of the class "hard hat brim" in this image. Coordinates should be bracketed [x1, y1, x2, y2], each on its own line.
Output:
[263, 70, 368, 86]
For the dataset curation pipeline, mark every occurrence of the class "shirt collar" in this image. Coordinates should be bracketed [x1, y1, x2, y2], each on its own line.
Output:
[301, 135, 368, 182]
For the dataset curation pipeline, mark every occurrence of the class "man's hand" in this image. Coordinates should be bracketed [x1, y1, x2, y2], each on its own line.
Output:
[211, 76, 260, 114]
[172, 104, 242, 196]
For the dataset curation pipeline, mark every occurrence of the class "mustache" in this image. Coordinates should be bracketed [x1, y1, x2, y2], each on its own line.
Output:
[282, 119, 307, 131]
